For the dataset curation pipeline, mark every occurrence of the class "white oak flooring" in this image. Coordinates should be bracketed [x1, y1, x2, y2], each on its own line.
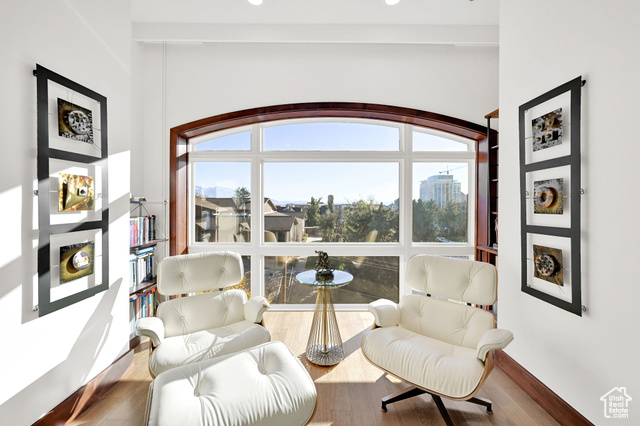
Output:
[69, 311, 560, 426]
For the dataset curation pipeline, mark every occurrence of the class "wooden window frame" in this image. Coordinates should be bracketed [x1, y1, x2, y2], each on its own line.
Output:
[169, 102, 487, 255]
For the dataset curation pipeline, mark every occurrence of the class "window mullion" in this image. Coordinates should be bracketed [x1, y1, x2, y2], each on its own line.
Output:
[251, 124, 263, 297]
[467, 158, 477, 254]
[258, 151, 404, 162]
[401, 124, 414, 298]
[188, 160, 194, 246]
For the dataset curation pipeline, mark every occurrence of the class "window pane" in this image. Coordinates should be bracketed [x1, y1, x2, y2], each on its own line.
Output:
[225, 255, 251, 296]
[413, 163, 468, 243]
[264, 255, 399, 304]
[413, 131, 468, 151]
[194, 162, 251, 242]
[264, 122, 399, 151]
[194, 131, 251, 151]
[264, 162, 399, 242]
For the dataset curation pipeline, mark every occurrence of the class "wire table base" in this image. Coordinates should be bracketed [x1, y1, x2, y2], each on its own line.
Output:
[305, 287, 344, 366]
[306, 343, 345, 366]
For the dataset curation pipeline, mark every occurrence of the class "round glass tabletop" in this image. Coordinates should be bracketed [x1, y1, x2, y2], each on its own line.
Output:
[295, 270, 353, 287]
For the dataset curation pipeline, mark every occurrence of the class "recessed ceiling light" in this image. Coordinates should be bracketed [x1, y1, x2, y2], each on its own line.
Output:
[385, 0, 400, 5]
[248, 0, 263, 5]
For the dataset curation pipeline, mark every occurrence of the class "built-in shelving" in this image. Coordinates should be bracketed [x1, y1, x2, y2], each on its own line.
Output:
[476, 109, 499, 265]
[130, 278, 157, 296]
[130, 239, 168, 251]
[129, 199, 166, 341]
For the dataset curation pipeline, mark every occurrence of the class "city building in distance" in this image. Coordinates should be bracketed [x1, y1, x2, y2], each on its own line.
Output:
[419, 174, 464, 207]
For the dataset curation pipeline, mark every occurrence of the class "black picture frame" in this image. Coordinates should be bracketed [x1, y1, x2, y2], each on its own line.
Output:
[519, 76, 583, 316]
[35, 64, 109, 316]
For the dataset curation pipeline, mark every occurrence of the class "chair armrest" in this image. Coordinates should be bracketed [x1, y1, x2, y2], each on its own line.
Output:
[245, 296, 271, 323]
[476, 328, 514, 361]
[368, 299, 400, 328]
[136, 317, 165, 347]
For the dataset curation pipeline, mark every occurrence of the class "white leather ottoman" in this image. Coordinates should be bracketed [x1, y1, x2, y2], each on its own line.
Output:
[145, 341, 317, 426]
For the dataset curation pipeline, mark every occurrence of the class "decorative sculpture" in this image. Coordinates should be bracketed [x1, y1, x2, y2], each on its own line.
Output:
[314, 250, 334, 279]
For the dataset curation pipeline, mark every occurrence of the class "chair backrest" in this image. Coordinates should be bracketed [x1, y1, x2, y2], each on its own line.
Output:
[157, 251, 244, 296]
[264, 231, 277, 242]
[405, 255, 496, 305]
[400, 255, 497, 349]
[158, 289, 247, 338]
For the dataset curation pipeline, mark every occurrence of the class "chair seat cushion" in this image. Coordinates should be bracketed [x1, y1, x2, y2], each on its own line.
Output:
[146, 341, 317, 426]
[361, 326, 486, 399]
[149, 320, 271, 377]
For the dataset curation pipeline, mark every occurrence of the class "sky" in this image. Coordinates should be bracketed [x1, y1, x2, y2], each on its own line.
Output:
[195, 161, 468, 205]
[194, 122, 469, 204]
[265, 162, 399, 204]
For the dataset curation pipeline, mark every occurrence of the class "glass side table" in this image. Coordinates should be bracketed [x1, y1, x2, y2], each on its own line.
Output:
[295, 270, 353, 366]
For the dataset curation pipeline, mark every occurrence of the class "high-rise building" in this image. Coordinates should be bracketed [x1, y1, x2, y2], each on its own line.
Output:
[419, 174, 463, 207]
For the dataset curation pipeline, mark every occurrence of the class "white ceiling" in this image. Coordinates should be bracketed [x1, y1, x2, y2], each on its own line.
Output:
[131, 0, 499, 26]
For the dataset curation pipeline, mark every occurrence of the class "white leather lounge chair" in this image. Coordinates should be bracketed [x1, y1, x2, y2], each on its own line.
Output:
[136, 251, 271, 377]
[361, 255, 513, 425]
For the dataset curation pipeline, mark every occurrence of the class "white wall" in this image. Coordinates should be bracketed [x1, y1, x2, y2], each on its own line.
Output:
[499, 1, 640, 424]
[0, 1, 132, 424]
[136, 39, 499, 215]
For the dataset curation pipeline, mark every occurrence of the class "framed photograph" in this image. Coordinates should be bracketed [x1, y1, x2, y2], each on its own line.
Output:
[521, 91, 572, 166]
[533, 178, 563, 215]
[60, 241, 95, 284]
[36, 64, 108, 317]
[532, 108, 563, 152]
[532, 244, 563, 286]
[525, 165, 572, 228]
[47, 80, 103, 159]
[58, 173, 94, 211]
[58, 98, 94, 144]
[523, 233, 578, 313]
[49, 159, 103, 226]
[48, 230, 103, 305]
[519, 76, 583, 316]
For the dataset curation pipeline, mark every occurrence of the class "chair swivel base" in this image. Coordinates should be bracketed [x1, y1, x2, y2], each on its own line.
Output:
[381, 385, 493, 426]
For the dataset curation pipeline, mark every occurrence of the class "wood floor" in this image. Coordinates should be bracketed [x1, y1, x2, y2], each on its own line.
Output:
[69, 311, 560, 426]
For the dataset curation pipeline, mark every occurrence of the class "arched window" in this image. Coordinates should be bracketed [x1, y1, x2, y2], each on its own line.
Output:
[170, 103, 486, 309]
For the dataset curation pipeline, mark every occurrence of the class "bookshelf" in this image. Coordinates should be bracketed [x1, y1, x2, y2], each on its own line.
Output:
[129, 199, 167, 341]
[476, 109, 499, 266]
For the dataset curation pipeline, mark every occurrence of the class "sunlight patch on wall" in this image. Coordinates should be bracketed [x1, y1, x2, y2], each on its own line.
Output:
[0, 186, 22, 270]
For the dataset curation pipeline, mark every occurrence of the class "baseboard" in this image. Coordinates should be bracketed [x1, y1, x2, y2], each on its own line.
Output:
[33, 347, 135, 426]
[494, 350, 593, 426]
[130, 335, 143, 350]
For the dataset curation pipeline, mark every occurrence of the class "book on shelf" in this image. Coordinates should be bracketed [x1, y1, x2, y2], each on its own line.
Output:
[129, 287, 157, 337]
[129, 245, 157, 292]
[129, 214, 156, 247]
[134, 245, 157, 256]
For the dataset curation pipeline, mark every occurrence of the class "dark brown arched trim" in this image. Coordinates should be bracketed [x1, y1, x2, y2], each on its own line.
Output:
[169, 102, 487, 255]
